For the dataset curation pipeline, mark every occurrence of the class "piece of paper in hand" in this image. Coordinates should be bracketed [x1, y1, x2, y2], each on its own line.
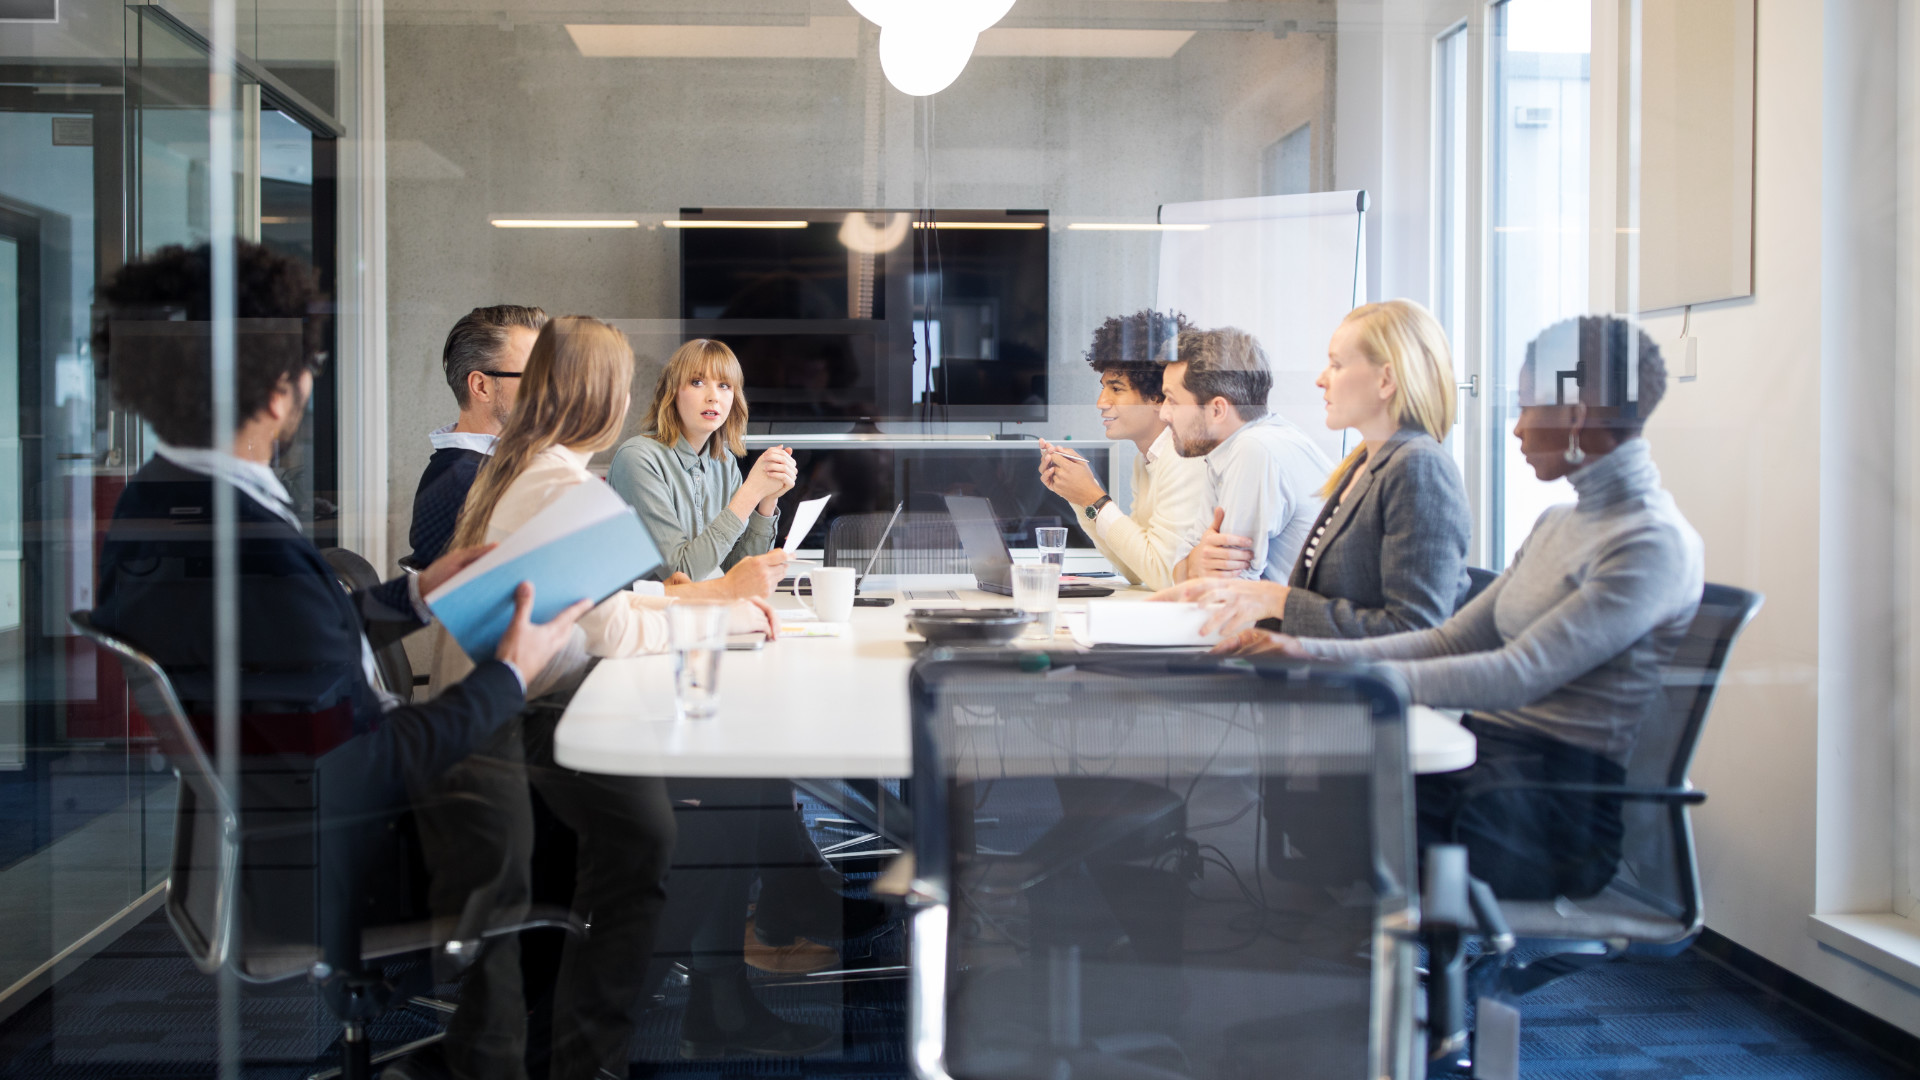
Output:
[782, 494, 832, 554]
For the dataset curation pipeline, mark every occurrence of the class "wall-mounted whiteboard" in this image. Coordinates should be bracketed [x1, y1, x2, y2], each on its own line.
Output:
[1155, 190, 1367, 460]
[1635, 0, 1756, 311]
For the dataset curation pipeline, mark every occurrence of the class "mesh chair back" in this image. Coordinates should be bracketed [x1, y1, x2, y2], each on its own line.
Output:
[319, 547, 414, 696]
[826, 511, 971, 575]
[1502, 583, 1763, 943]
[1615, 584, 1763, 926]
[71, 611, 239, 975]
[909, 650, 1418, 1080]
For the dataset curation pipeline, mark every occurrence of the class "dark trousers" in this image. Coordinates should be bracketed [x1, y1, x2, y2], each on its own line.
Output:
[1415, 717, 1626, 901]
[415, 708, 675, 1080]
[643, 779, 806, 991]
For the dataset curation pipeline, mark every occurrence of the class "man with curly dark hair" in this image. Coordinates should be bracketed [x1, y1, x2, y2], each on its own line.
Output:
[87, 242, 589, 1033]
[1036, 309, 1211, 589]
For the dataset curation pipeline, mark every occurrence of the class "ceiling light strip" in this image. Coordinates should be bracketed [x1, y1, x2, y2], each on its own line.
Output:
[492, 218, 640, 229]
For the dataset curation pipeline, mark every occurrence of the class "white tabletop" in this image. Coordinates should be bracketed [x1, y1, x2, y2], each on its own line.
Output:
[552, 574, 1477, 779]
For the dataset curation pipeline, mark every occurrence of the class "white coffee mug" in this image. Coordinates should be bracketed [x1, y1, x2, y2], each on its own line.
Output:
[798, 565, 857, 622]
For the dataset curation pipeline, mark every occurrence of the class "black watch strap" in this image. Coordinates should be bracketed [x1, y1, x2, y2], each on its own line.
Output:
[1084, 496, 1113, 521]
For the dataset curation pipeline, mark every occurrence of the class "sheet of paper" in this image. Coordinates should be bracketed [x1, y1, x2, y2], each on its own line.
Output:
[782, 494, 832, 554]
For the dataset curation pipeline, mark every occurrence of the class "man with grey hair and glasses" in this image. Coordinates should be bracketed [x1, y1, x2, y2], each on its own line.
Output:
[1159, 326, 1333, 583]
[408, 305, 548, 566]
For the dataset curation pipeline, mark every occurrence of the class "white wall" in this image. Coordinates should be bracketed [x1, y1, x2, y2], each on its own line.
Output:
[1358, 0, 1920, 1034]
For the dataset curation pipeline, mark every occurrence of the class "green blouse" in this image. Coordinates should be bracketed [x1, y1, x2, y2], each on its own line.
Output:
[606, 434, 780, 581]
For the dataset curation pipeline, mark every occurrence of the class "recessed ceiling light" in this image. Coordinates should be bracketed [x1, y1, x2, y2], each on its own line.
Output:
[492, 218, 640, 228]
[662, 220, 810, 229]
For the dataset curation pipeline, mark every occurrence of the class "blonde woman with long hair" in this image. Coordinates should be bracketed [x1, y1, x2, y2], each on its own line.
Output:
[607, 338, 795, 586]
[1154, 299, 1471, 638]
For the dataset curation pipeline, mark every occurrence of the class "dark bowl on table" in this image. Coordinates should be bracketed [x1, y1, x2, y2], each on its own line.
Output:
[907, 608, 1034, 646]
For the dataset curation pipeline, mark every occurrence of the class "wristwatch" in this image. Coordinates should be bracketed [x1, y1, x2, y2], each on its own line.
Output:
[1084, 496, 1113, 521]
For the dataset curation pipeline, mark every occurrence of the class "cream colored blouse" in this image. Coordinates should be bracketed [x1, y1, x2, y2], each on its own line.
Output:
[428, 444, 672, 698]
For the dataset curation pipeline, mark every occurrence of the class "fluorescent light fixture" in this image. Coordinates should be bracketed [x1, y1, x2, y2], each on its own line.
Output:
[1065, 222, 1209, 232]
[565, 18, 859, 59]
[975, 28, 1196, 59]
[662, 219, 810, 229]
[492, 218, 640, 229]
[910, 221, 1046, 230]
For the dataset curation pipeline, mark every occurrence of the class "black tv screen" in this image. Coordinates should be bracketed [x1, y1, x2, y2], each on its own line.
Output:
[677, 208, 1048, 424]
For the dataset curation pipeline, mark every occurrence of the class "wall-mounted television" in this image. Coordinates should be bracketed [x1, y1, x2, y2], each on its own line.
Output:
[676, 207, 1049, 425]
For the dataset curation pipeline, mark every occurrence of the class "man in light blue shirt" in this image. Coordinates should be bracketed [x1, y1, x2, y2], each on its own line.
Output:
[1159, 327, 1332, 583]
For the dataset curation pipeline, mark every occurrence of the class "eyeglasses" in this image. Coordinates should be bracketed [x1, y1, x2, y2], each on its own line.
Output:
[479, 370, 523, 379]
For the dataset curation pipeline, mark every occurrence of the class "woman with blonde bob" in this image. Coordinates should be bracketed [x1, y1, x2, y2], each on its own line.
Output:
[1155, 299, 1471, 639]
[608, 338, 796, 584]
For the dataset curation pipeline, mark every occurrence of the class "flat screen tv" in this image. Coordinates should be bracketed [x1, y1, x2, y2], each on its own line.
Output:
[677, 207, 1048, 424]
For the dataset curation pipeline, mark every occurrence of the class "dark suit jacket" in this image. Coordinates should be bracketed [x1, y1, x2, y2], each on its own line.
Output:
[1282, 426, 1471, 638]
[92, 457, 525, 966]
[409, 445, 488, 566]
[94, 456, 524, 768]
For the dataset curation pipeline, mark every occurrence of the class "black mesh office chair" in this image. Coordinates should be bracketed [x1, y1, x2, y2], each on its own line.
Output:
[70, 611, 575, 1080]
[321, 547, 426, 698]
[1427, 582, 1765, 1077]
[825, 511, 971, 575]
[904, 649, 1422, 1080]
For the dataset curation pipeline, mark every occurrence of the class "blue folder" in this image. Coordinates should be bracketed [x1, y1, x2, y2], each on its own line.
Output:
[430, 509, 663, 660]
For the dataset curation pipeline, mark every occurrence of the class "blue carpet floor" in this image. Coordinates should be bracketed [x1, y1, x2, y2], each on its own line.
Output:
[0, 907, 1910, 1079]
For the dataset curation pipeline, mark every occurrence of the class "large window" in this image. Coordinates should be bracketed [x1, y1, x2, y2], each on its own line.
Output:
[1434, 21, 1469, 477]
[1488, 0, 1591, 566]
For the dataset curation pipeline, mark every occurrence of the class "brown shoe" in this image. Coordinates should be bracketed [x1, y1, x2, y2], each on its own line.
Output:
[742, 917, 838, 974]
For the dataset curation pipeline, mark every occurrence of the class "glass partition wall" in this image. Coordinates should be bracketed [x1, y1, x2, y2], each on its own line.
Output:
[0, 0, 347, 1063]
[0, 0, 1834, 1076]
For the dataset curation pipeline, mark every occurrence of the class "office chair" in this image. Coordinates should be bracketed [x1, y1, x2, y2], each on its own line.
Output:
[70, 611, 577, 1080]
[1461, 567, 1498, 608]
[904, 649, 1423, 1080]
[1425, 582, 1765, 1078]
[320, 547, 428, 698]
[825, 511, 971, 575]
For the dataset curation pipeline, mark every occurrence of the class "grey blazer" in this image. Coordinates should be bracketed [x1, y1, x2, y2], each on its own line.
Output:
[1281, 426, 1471, 639]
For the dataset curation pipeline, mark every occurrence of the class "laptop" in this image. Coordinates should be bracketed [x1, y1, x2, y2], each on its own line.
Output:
[943, 494, 1115, 598]
[855, 501, 904, 594]
[785, 502, 903, 596]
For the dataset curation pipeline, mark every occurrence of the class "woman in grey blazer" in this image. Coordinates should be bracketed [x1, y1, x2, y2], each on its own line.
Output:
[1158, 299, 1469, 639]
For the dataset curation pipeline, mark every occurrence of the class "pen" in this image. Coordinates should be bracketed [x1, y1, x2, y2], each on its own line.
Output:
[1044, 446, 1090, 464]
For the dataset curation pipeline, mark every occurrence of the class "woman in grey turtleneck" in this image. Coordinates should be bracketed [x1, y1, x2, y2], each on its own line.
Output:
[1226, 315, 1705, 900]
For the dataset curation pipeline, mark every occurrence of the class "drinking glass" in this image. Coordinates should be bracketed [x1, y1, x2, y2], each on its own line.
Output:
[1035, 526, 1069, 568]
[1010, 563, 1060, 641]
[669, 601, 732, 720]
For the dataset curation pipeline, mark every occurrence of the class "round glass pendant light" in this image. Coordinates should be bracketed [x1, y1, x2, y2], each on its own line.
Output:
[848, 0, 1018, 97]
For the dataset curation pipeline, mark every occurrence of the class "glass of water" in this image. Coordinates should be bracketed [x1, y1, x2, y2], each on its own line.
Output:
[1010, 563, 1060, 641]
[668, 601, 732, 720]
[1035, 526, 1069, 568]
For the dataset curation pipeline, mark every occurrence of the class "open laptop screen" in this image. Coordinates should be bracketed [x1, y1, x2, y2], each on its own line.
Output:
[943, 494, 1014, 587]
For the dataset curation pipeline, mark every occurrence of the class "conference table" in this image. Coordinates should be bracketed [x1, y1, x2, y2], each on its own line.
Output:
[551, 574, 1478, 799]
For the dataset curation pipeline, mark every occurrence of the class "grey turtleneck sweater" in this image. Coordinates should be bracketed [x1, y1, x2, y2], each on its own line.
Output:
[1303, 437, 1704, 761]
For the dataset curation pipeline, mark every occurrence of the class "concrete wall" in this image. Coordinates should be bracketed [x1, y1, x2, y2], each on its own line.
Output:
[381, 23, 1334, 567]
